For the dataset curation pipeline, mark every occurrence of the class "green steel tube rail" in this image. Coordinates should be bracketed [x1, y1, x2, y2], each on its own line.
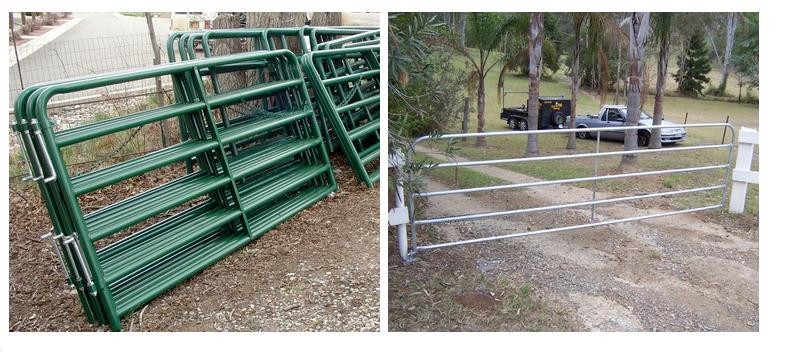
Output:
[315, 29, 381, 50]
[168, 27, 379, 154]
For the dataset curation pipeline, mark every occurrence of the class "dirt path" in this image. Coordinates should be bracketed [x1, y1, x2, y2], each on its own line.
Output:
[391, 147, 758, 331]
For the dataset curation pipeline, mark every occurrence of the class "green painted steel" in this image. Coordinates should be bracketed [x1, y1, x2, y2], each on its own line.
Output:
[300, 46, 381, 187]
[166, 26, 381, 159]
[13, 49, 337, 330]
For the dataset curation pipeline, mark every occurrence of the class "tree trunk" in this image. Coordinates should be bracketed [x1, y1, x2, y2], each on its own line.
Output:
[621, 12, 649, 166]
[475, 82, 487, 147]
[526, 12, 544, 157]
[462, 97, 470, 141]
[707, 30, 722, 67]
[649, 29, 670, 149]
[144, 12, 171, 147]
[458, 13, 467, 48]
[677, 39, 686, 87]
[567, 19, 582, 150]
[442, 13, 451, 26]
[614, 40, 622, 104]
[719, 12, 737, 95]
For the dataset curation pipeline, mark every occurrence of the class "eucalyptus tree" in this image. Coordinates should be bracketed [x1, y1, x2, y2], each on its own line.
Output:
[621, 12, 650, 167]
[648, 13, 674, 149]
[718, 12, 738, 95]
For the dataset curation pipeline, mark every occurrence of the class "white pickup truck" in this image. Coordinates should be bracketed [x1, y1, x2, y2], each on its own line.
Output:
[574, 105, 687, 146]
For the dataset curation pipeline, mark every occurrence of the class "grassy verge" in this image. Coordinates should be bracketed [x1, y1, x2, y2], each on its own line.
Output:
[415, 155, 506, 190]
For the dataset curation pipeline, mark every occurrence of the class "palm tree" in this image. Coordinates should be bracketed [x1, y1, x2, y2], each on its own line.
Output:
[526, 12, 544, 157]
[621, 12, 650, 166]
[566, 13, 620, 150]
[455, 13, 517, 147]
[648, 13, 674, 149]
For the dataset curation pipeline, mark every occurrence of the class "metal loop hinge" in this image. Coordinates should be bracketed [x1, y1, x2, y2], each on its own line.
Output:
[40, 230, 72, 287]
[11, 120, 44, 181]
[29, 119, 57, 183]
[63, 234, 96, 296]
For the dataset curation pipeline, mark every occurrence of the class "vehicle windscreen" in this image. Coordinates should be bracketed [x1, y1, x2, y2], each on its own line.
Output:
[620, 108, 652, 119]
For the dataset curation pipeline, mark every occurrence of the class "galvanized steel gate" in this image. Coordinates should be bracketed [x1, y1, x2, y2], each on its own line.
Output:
[391, 124, 736, 263]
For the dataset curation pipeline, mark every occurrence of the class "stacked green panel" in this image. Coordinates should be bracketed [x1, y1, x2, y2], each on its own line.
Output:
[12, 50, 335, 331]
[167, 26, 380, 156]
[301, 46, 381, 187]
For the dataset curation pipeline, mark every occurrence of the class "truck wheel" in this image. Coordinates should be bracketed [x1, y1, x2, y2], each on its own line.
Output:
[576, 127, 589, 139]
[507, 118, 517, 130]
[553, 112, 566, 126]
[517, 119, 528, 131]
[638, 130, 651, 147]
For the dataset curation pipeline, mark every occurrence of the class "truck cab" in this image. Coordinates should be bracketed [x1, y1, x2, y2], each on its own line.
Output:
[574, 105, 687, 146]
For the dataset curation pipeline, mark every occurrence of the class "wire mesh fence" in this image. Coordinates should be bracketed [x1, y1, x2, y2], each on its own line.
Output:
[9, 32, 171, 106]
[9, 12, 351, 182]
[8, 32, 178, 180]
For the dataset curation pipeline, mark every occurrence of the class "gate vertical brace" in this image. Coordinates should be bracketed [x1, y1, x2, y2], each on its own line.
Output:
[591, 130, 601, 221]
[407, 146, 419, 256]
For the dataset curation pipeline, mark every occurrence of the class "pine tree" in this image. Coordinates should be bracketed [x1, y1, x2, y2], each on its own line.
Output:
[673, 31, 712, 97]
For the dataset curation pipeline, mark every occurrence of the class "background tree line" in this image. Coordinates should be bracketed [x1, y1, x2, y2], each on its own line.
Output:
[389, 12, 758, 165]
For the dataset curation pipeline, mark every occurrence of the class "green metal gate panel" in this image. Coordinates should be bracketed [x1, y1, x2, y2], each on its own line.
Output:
[166, 27, 381, 164]
[12, 50, 336, 330]
[301, 45, 381, 187]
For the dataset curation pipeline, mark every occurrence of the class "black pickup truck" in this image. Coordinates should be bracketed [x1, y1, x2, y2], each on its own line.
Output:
[500, 96, 571, 130]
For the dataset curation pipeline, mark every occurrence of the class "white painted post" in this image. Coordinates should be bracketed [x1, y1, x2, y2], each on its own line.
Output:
[729, 127, 759, 213]
[388, 149, 410, 261]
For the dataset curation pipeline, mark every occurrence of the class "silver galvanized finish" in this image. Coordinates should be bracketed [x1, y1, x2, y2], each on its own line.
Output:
[397, 123, 736, 262]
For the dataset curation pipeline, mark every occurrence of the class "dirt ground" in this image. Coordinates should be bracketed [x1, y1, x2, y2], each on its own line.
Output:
[9, 157, 380, 332]
[389, 149, 758, 332]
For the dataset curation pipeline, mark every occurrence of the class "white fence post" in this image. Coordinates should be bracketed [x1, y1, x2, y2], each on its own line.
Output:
[388, 149, 411, 262]
[729, 127, 759, 213]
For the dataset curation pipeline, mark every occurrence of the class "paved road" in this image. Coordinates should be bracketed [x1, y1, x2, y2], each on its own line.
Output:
[9, 12, 171, 104]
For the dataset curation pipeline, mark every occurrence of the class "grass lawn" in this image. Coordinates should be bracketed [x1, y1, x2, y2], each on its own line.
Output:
[421, 49, 758, 218]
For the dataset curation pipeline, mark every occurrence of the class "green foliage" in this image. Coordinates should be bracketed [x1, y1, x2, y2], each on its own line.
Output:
[517, 38, 561, 77]
[673, 31, 712, 97]
[514, 13, 562, 77]
[388, 13, 467, 135]
[466, 12, 517, 52]
[390, 51, 468, 137]
[389, 13, 442, 89]
[732, 13, 758, 88]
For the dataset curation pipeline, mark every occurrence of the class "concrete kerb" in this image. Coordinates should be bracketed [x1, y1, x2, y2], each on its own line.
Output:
[9, 17, 83, 67]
